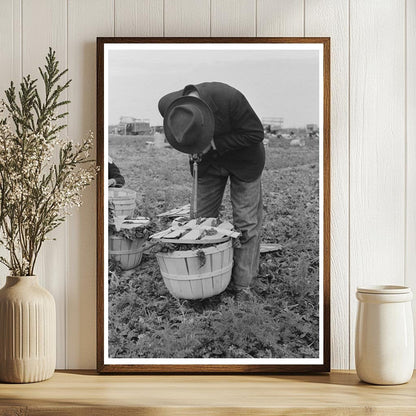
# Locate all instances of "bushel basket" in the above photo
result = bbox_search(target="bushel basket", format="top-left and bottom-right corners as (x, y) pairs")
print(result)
(108, 188), (136, 218)
(156, 240), (233, 300)
(109, 235), (146, 270)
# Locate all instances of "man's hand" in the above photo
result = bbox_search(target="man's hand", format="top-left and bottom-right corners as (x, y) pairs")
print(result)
(108, 178), (117, 187)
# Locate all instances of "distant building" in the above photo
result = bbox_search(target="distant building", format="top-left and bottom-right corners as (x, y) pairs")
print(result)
(108, 124), (127, 135)
(110, 116), (152, 136)
(262, 117), (284, 134)
(306, 124), (319, 138)
(108, 125), (118, 135)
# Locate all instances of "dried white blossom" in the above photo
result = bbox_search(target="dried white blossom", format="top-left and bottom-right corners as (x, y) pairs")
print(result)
(0, 91), (96, 275)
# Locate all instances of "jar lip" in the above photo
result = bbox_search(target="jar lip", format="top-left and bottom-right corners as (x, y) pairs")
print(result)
(357, 285), (411, 294)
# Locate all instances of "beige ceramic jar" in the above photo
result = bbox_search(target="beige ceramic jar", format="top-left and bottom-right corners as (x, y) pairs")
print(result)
(355, 285), (414, 385)
(0, 276), (56, 383)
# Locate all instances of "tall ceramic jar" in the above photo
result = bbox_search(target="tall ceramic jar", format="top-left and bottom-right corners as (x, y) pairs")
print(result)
(355, 285), (414, 385)
(0, 276), (56, 383)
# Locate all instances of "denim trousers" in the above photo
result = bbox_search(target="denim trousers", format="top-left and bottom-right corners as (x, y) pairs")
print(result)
(193, 164), (263, 289)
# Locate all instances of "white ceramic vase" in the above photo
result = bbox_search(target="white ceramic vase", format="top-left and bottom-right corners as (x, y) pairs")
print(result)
(0, 276), (56, 383)
(355, 285), (414, 385)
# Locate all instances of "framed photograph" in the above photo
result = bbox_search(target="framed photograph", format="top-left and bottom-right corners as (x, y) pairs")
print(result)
(97, 37), (330, 373)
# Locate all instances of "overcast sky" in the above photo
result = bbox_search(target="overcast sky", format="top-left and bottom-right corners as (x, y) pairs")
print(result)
(108, 48), (319, 128)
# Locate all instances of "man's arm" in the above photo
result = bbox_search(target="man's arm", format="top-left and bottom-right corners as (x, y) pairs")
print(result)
(109, 162), (125, 187)
(213, 92), (264, 155)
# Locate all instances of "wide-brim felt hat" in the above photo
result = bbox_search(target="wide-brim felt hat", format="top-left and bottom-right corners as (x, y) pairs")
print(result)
(163, 95), (214, 154)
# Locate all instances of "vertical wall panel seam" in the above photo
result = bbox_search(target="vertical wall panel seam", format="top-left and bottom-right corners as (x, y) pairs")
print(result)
(255, 0), (257, 37)
(303, 0), (305, 37)
(11, 1), (15, 79)
(404, 0), (408, 286)
(209, 0), (212, 37)
(10, 1), (14, 90)
(20, 0), (23, 79)
(20, 0), (22, 79)
(348, 0), (351, 369)
(163, 0), (165, 37)
(14, 0), (23, 81)
(64, 0), (69, 369)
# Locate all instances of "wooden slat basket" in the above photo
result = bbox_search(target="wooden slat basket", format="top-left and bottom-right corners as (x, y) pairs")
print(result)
(109, 235), (146, 270)
(156, 240), (233, 300)
(109, 218), (150, 270)
(108, 188), (136, 218)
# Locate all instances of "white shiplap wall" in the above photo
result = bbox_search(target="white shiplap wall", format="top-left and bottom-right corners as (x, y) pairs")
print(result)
(0, 0), (414, 370)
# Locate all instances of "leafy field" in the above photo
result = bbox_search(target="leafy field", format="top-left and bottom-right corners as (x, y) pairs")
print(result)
(108, 134), (320, 359)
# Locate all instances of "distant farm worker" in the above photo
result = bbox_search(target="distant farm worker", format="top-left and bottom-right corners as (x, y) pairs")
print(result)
(158, 82), (265, 301)
(108, 156), (125, 187)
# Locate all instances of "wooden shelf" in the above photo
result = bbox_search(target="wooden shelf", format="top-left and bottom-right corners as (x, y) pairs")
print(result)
(1, 370), (415, 415)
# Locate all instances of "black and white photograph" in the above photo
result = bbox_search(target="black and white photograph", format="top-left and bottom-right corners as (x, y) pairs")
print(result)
(98, 39), (329, 372)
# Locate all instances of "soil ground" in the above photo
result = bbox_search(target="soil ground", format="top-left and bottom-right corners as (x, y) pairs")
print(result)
(108, 134), (320, 359)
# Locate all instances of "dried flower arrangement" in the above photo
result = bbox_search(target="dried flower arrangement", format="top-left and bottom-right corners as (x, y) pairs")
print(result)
(0, 49), (96, 276)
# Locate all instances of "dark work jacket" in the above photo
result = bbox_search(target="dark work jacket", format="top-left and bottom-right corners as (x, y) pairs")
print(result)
(158, 82), (265, 182)
(108, 161), (125, 187)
